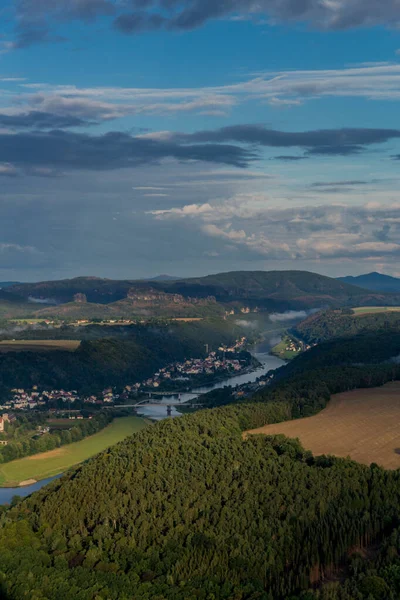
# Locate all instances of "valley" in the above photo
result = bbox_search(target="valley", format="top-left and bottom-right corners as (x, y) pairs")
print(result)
(2, 271), (400, 599)
(5, 1), (400, 595)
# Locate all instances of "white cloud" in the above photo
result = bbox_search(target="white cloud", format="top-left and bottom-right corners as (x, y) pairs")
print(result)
(147, 197), (400, 262)
(0, 243), (39, 254)
(201, 223), (247, 241)
(0, 163), (18, 175)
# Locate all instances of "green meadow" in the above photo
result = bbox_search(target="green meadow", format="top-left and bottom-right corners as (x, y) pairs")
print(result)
(0, 416), (148, 487)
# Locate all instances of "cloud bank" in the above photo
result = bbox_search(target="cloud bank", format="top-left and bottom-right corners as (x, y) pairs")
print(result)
(1, 124), (399, 175)
(11, 0), (400, 47)
(149, 199), (400, 263)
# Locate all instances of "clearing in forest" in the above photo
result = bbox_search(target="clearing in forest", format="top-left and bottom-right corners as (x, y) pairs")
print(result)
(245, 382), (400, 469)
(0, 416), (148, 487)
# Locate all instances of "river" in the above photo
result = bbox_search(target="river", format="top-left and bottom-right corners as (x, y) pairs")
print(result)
(0, 474), (63, 505)
(0, 340), (286, 504)
(136, 341), (286, 420)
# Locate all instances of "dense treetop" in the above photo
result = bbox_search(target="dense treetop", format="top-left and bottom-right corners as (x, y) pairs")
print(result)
(294, 309), (400, 344)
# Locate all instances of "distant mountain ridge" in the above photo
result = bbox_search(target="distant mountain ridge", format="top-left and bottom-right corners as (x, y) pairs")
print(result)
(146, 274), (181, 282)
(3, 270), (399, 319)
(338, 272), (400, 293)
(0, 282), (20, 289)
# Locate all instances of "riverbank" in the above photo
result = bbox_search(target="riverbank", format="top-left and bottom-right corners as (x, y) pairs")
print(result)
(0, 416), (148, 488)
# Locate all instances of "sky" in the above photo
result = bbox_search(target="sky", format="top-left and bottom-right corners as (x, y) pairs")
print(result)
(1, 1), (400, 281)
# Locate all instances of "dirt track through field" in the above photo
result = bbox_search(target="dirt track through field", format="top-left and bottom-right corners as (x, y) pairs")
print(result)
(245, 382), (400, 469)
(27, 448), (65, 461)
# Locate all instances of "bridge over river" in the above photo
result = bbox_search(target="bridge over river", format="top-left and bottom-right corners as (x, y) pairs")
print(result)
(111, 400), (203, 415)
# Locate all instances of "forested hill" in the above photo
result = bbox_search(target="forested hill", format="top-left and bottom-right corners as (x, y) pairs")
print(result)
(269, 330), (400, 384)
(3, 336), (400, 598)
(338, 272), (400, 293)
(0, 320), (245, 395)
(161, 270), (394, 309)
(294, 308), (400, 343)
(5, 270), (399, 311)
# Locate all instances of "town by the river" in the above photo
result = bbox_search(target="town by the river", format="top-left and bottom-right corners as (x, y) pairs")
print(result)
(136, 342), (286, 420)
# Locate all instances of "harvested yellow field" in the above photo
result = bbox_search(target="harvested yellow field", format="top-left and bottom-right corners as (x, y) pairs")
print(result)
(352, 306), (400, 316)
(246, 382), (400, 469)
(171, 318), (203, 322)
(0, 340), (80, 352)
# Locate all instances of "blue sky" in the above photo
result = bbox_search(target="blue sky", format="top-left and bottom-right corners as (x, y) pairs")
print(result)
(1, 0), (400, 280)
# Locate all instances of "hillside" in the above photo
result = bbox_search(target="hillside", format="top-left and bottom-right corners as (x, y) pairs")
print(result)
(294, 307), (400, 343)
(8, 277), (139, 304)
(34, 295), (223, 320)
(338, 271), (400, 293)
(0, 282), (20, 289)
(170, 270), (372, 307)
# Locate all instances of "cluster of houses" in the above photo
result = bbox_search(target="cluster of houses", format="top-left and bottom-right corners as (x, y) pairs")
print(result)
(285, 340), (303, 353)
(218, 337), (247, 353)
(8, 387), (80, 410)
(284, 339), (313, 354)
(5, 387), (123, 411)
(137, 352), (247, 391)
(225, 307), (259, 316)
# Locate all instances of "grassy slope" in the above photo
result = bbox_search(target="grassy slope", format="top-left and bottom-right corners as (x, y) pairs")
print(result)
(0, 416), (148, 486)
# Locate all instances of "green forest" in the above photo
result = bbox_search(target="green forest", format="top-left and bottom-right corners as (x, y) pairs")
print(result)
(294, 309), (400, 344)
(1, 333), (400, 598)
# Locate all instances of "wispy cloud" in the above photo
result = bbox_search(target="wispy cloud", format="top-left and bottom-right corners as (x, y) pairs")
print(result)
(6, 64), (400, 124)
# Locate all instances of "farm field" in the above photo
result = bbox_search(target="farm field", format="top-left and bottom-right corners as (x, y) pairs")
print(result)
(0, 416), (148, 486)
(0, 339), (80, 352)
(246, 382), (400, 469)
(352, 306), (400, 316)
